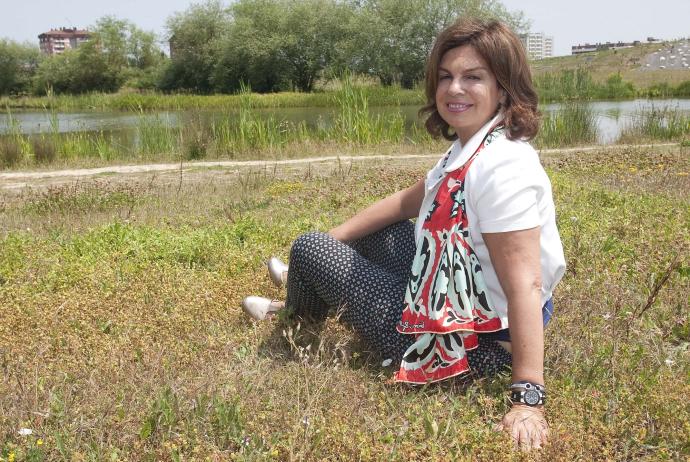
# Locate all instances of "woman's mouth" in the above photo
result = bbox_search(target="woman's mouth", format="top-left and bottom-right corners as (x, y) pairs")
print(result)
(447, 103), (472, 113)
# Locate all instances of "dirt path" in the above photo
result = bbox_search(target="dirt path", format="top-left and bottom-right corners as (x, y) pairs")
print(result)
(0, 142), (678, 192)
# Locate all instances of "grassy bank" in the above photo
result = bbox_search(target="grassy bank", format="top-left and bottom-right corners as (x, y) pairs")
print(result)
(0, 85), (425, 112)
(0, 144), (688, 460)
(2, 69), (690, 111)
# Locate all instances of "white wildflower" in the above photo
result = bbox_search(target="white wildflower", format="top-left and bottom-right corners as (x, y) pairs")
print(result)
(381, 358), (393, 367)
(18, 428), (33, 436)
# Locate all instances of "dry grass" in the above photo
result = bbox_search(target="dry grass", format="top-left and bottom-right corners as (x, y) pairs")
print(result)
(0, 145), (688, 460)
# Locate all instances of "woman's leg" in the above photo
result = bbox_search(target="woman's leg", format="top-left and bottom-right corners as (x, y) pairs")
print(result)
(467, 336), (513, 377)
(285, 229), (414, 362)
(347, 220), (417, 280)
(285, 223), (512, 376)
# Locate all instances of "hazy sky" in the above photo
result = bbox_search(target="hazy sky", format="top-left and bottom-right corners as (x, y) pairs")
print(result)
(1, 0), (689, 56)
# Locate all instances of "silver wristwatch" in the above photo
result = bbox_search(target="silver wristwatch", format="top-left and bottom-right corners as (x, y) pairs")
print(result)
(509, 381), (546, 406)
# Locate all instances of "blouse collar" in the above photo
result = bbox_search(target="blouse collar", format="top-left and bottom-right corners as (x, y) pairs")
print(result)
(443, 112), (504, 173)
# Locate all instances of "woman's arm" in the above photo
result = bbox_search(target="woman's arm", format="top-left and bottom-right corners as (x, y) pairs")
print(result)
(329, 178), (425, 242)
(483, 227), (548, 450)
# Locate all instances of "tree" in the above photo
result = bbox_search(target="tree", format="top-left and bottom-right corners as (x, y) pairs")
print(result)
(348, 0), (528, 88)
(160, 0), (231, 93)
(31, 17), (161, 95)
(0, 40), (41, 95)
(212, 0), (355, 93)
(91, 16), (165, 89)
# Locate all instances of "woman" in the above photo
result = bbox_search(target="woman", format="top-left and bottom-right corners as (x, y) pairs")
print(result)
(242, 17), (565, 450)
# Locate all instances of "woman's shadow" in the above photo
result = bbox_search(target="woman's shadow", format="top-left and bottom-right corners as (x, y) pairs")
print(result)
(254, 307), (511, 396)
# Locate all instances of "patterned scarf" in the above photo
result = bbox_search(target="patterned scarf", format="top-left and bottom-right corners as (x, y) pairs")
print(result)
(396, 124), (505, 384)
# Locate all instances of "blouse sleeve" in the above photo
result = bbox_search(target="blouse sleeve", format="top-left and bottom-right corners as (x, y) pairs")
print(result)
(471, 142), (544, 234)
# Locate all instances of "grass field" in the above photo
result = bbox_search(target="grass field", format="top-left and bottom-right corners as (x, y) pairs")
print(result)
(0, 143), (688, 460)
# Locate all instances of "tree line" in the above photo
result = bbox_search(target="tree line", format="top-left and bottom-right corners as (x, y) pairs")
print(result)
(0, 0), (524, 96)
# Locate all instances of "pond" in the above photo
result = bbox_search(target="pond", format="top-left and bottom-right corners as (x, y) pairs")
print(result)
(2, 98), (690, 145)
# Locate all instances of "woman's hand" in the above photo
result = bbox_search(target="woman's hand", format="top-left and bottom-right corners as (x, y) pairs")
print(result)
(496, 404), (549, 450)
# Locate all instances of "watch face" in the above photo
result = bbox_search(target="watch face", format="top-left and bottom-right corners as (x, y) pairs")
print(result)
(524, 390), (540, 406)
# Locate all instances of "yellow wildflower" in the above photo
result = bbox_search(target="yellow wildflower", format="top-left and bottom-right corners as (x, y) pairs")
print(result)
(37, 439), (44, 446)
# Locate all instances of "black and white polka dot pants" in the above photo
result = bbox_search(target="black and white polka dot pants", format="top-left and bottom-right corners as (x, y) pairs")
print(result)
(285, 220), (512, 378)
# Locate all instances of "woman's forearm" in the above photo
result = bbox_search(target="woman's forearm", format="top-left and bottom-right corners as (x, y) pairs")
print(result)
(506, 289), (545, 385)
(329, 178), (424, 242)
(483, 228), (545, 385)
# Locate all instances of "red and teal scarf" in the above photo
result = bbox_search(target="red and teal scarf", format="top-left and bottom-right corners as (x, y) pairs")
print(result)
(396, 124), (506, 384)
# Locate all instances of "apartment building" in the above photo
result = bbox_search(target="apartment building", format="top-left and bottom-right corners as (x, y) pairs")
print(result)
(38, 28), (91, 55)
(519, 32), (554, 60)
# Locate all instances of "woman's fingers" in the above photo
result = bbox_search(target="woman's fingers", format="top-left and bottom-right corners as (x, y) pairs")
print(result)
(500, 406), (549, 451)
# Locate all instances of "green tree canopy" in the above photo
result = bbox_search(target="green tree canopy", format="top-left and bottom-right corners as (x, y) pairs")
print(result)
(350, 0), (528, 88)
(160, 0), (232, 93)
(0, 40), (42, 95)
(32, 17), (163, 94)
(211, 0), (354, 93)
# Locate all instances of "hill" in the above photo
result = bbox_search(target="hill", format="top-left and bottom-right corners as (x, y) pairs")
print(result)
(532, 40), (690, 89)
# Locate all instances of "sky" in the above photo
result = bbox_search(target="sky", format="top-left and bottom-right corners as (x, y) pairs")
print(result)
(1, 0), (689, 56)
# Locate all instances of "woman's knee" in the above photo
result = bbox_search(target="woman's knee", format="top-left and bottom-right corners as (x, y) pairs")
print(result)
(290, 231), (333, 263)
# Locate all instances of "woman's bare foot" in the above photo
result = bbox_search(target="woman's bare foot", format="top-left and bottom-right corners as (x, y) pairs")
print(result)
(241, 296), (285, 320)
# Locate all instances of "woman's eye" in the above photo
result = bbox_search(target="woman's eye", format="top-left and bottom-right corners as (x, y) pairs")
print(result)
(465, 75), (480, 81)
(439, 74), (451, 80)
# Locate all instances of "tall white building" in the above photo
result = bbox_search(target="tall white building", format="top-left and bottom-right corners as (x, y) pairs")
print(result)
(519, 33), (554, 60)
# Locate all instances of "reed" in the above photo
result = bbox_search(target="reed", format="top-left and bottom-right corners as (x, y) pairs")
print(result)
(137, 111), (177, 156)
(332, 75), (405, 145)
(536, 102), (598, 147)
(620, 106), (690, 142)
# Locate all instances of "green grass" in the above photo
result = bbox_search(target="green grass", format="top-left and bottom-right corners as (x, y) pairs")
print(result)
(0, 144), (688, 460)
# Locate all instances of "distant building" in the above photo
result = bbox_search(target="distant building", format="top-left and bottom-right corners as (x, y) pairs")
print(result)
(519, 33), (554, 60)
(38, 28), (91, 55)
(572, 38), (659, 55)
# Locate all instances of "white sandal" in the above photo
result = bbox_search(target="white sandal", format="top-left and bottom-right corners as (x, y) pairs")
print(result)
(241, 296), (284, 321)
(267, 257), (289, 287)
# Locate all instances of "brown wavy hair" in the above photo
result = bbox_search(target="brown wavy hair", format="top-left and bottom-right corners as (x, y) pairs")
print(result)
(421, 17), (540, 141)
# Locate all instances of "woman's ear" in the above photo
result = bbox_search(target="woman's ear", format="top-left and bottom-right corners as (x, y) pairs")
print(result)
(499, 88), (508, 107)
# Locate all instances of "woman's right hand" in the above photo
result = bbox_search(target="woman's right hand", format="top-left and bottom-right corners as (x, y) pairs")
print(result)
(495, 404), (549, 450)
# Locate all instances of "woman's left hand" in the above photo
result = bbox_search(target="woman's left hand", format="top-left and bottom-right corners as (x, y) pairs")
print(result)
(495, 404), (549, 450)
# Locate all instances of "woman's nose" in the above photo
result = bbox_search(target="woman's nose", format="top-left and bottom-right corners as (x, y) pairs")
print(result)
(448, 78), (465, 96)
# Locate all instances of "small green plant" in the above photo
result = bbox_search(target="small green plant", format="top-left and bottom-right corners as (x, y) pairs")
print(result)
(140, 387), (180, 440)
(209, 395), (245, 448)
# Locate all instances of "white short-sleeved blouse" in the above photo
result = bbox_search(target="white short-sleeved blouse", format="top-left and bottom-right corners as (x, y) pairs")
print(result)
(415, 114), (566, 329)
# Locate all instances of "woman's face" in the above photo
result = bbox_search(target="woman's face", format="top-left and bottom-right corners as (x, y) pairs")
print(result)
(435, 45), (504, 144)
